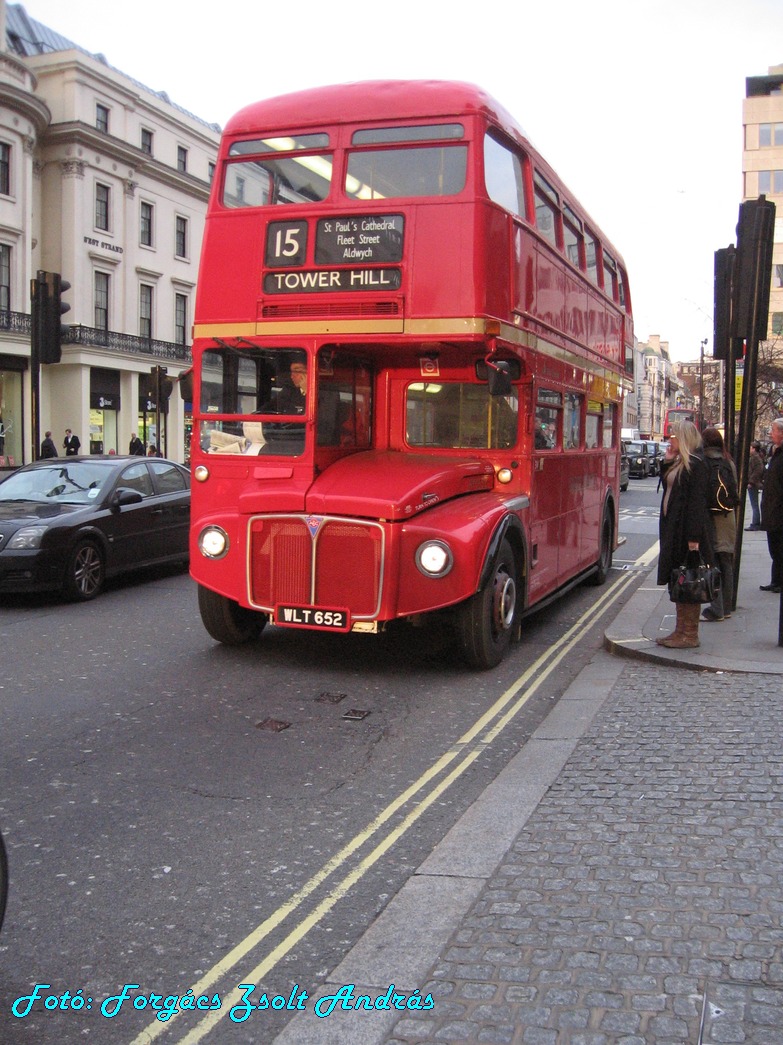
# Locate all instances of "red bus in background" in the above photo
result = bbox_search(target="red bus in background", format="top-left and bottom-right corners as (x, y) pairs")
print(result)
(188, 81), (633, 669)
(664, 407), (697, 438)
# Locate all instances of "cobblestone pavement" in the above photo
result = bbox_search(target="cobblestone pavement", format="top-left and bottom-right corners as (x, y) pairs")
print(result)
(384, 665), (783, 1045)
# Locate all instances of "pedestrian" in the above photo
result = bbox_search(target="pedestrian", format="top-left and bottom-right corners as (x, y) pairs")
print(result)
(129, 432), (145, 456)
(39, 430), (58, 459)
(63, 428), (81, 456)
(759, 417), (783, 594)
(656, 419), (715, 649)
(745, 440), (764, 530)
(701, 427), (738, 622)
(147, 444), (160, 457)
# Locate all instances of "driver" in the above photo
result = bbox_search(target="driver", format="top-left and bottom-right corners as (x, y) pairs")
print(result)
(275, 362), (307, 415)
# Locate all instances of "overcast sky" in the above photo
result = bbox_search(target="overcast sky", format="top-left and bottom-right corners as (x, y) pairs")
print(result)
(20, 0), (783, 361)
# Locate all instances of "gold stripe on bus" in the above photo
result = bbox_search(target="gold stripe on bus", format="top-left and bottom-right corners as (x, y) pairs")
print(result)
(192, 315), (628, 397)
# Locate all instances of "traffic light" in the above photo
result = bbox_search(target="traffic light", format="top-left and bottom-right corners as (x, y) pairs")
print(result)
(150, 365), (173, 401)
(31, 270), (71, 364)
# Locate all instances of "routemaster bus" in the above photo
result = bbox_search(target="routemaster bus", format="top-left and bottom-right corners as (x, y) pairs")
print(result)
(188, 80), (633, 669)
(664, 407), (697, 438)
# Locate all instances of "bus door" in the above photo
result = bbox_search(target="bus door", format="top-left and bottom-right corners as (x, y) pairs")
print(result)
(530, 388), (565, 595)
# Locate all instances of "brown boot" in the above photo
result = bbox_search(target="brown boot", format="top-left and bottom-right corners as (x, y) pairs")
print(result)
(660, 602), (701, 649)
(657, 602), (684, 645)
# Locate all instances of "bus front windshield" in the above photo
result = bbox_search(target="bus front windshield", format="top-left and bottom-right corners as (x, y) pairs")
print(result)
(199, 345), (308, 457)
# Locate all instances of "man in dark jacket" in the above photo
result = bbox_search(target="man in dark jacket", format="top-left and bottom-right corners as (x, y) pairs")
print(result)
(760, 418), (783, 593)
(129, 433), (145, 456)
(40, 431), (58, 458)
(63, 429), (81, 456)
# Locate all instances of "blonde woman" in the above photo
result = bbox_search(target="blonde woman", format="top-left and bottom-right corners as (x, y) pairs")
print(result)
(656, 420), (715, 648)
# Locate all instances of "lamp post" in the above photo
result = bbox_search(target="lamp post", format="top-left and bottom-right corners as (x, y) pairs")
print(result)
(699, 338), (708, 430)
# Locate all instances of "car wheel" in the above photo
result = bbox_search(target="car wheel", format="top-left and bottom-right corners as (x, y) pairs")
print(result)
(621, 480), (629, 492)
(456, 538), (518, 670)
(64, 540), (105, 601)
(198, 584), (266, 645)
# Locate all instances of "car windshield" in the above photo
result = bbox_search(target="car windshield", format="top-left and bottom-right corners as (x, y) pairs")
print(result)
(627, 442), (645, 454)
(0, 463), (111, 504)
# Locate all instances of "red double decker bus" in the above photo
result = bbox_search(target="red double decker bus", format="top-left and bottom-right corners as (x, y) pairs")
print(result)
(188, 81), (633, 668)
(664, 407), (697, 438)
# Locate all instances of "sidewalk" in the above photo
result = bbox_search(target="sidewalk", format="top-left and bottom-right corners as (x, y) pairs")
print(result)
(272, 533), (783, 1045)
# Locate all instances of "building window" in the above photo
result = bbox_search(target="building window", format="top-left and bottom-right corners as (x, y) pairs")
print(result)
(772, 313), (783, 336)
(759, 170), (783, 195)
(95, 183), (110, 231)
(140, 201), (154, 247)
(96, 104), (109, 133)
(0, 244), (10, 311)
(140, 284), (153, 339)
(177, 146), (188, 173)
(175, 293), (188, 346)
(175, 216), (188, 258)
(0, 143), (10, 196)
(141, 128), (153, 155)
(208, 161), (215, 182)
(774, 264), (783, 289)
(760, 123), (783, 147)
(95, 272), (109, 332)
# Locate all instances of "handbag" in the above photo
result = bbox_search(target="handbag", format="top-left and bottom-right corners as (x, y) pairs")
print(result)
(669, 551), (721, 604)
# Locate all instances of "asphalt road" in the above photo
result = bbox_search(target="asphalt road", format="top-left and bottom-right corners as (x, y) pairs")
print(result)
(0, 477), (662, 1044)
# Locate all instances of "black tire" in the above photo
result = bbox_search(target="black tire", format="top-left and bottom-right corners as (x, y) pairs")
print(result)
(64, 540), (105, 600)
(198, 584), (266, 645)
(457, 538), (518, 670)
(0, 832), (7, 934)
(588, 506), (613, 586)
(621, 480), (629, 492)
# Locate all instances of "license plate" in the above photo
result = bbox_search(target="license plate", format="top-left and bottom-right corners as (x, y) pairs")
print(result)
(275, 605), (350, 632)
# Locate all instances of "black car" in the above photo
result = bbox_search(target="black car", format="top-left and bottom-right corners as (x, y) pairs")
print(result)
(0, 456), (190, 600)
(626, 441), (652, 478)
(642, 441), (664, 477)
(620, 441), (630, 491)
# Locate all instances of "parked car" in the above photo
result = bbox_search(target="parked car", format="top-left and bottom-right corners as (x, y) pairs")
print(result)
(626, 441), (652, 479)
(620, 441), (630, 491)
(0, 456), (190, 600)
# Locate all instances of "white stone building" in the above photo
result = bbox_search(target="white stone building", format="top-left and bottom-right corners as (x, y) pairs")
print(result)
(0, 1), (220, 467)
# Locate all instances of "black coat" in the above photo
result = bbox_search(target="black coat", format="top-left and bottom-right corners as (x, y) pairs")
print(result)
(657, 450), (716, 585)
(761, 444), (783, 532)
(40, 437), (58, 459)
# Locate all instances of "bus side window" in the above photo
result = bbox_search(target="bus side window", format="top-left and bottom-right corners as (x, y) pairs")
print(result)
(535, 390), (561, 449)
(564, 393), (582, 449)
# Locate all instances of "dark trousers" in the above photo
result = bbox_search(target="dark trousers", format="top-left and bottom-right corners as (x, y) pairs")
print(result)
(767, 529), (783, 588)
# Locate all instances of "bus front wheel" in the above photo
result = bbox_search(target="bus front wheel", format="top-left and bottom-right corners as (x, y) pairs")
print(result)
(457, 539), (518, 670)
(198, 585), (266, 645)
(588, 507), (613, 586)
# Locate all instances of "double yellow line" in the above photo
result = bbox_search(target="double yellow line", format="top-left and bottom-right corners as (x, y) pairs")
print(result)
(130, 546), (658, 1044)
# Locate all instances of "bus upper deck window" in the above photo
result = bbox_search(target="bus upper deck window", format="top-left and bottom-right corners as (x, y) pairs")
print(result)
(223, 133), (333, 208)
(345, 145), (467, 200)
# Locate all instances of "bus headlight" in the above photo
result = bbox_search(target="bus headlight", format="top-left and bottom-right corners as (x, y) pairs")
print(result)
(415, 540), (453, 577)
(198, 526), (229, 559)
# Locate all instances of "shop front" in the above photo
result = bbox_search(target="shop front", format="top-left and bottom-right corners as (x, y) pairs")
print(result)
(89, 368), (120, 454)
(0, 354), (27, 469)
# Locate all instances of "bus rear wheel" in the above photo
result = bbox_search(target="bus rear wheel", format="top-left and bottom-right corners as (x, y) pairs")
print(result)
(457, 539), (518, 670)
(198, 585), (266, 645)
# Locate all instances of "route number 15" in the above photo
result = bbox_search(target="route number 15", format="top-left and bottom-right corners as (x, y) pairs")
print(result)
(266, 221), (307, 267)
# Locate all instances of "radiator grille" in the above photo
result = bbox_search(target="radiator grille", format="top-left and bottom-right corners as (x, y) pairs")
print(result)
(249, 516), (384, 618)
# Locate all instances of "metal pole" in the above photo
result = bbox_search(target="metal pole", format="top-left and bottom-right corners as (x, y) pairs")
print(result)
(699, 338), (707, 429)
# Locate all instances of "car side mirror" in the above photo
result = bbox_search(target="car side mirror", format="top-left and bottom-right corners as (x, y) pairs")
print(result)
(111, 487), (143, 510)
